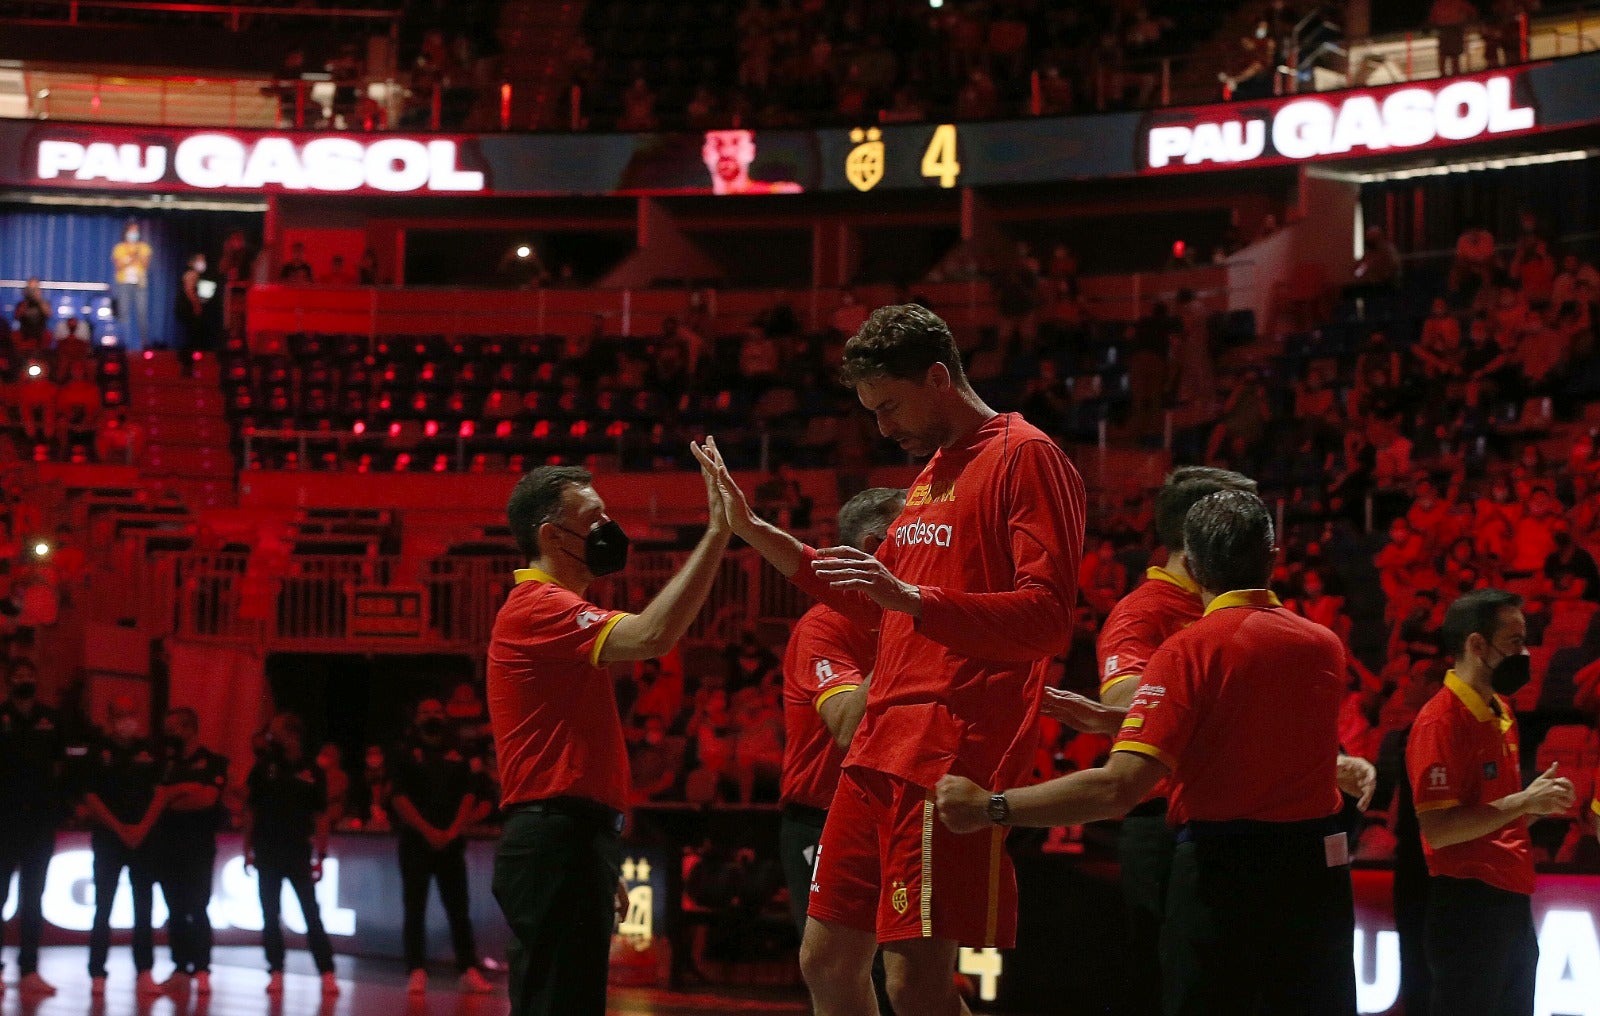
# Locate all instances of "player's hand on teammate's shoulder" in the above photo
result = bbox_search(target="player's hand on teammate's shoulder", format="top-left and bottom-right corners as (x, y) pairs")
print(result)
(935, 775), (990, 835)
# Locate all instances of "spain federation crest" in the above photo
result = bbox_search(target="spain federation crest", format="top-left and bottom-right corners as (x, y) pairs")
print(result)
(846, 127), (884, 192)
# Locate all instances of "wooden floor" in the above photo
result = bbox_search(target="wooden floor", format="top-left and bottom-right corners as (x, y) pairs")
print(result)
(0, 948), (810, 1016)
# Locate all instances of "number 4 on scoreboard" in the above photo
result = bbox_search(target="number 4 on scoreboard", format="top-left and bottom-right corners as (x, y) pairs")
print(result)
(921, 124), (960, 188)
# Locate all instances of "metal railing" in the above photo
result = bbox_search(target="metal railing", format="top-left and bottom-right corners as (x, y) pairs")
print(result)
(121, 546), (807, 653)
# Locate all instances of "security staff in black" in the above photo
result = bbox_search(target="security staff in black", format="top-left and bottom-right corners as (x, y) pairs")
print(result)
(151, 707), (228, 997)
(244, 712), (339, 997)
(0, 660), (66, 997)
(82, 696), (164, 996)
(390, 698), (492, 995)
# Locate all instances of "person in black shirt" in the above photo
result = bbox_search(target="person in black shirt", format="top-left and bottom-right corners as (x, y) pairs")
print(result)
(82, 695), (164, 997)
(149, 707), (228, 998)
(0, 660), (65, 997)
(1545, 521), (1600, 602)
(245, 712), (339, 998)
(390, 698), (492, 995)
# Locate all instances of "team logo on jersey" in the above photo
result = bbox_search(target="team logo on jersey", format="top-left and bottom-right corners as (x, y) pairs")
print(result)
(1427, 764), (1449, 790)
(906, 480), (957, 508)
(894, 519), (953, 548)
(890, 880), (910, 914)
(1483, 762), (1498, 780)
(1104, 656), (1120, 678)
(576, 609), (607, 629)
(815, 659), (840, 685)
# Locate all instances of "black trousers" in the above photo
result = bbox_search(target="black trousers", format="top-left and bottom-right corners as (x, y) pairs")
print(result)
(400, 835), (480, 973)
(1393, 860), (1432, 1016)
(160, 842), (217, 974)
(1161, 832), (1356, 1016)
(1119, 809), (1176, 1016)
(1425, 876), (1537, 1016)
(492, 807), (621, 1016)
(256, 846), (335, 974)
(89, 836), (156, 977)
(0, 819), (55, 975)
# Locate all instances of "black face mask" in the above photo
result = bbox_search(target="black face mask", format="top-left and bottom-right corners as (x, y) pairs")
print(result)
(11, 680), (36, 701)
(1488, 647), (1532, 697)
(419, 717), (447, 738)
(558, 519), (630, 577)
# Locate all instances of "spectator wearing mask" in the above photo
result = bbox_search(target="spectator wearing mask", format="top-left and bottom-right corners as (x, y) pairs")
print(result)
(391, 699), (492, 995)
(0, 659), (66, 997)
(111, 221), (153, 350)
(175, 254), (209, 369)
(83, 696), (164, 997)
(1220, 19), (1277, 99)
(279, 243), (314, 284)
(244, 713), (339, 997)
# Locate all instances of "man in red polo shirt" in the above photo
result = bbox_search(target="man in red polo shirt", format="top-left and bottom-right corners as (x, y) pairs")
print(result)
(1040, 466), (1256, 1016)
(937, 490), (1357, 1016)
(1406, 589), (1575, 1016)
(695, 303), (1085, 1016)
(488, 464), (731, 1016)
(779, 486), (905, 937)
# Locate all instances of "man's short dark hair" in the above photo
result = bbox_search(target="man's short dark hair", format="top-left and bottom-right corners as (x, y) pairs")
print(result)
(1155, 467), (1259, 552)
(1440, 588), (1524, 659)
(838, 487), (906, 549)
(507, 465), (592, 559)
(167, 706), (199, 735)
(1183, 490), (1275, 594)
(838, 304), (967, 386)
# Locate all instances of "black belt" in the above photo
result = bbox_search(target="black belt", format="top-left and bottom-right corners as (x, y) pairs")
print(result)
(506, 796), (624, 833)
(1127, 797), (1169, 819)
(781, 802), (830, 826)
(1176, 814), (1344, 845)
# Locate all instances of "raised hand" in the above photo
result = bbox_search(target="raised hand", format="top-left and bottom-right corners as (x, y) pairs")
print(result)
(691, 437), (758, 538)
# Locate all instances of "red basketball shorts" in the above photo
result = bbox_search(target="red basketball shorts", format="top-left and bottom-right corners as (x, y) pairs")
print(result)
(806, 766), (1017, 948)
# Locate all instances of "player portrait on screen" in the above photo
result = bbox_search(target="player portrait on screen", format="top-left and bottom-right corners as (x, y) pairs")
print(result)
(701, 129), (803, 195)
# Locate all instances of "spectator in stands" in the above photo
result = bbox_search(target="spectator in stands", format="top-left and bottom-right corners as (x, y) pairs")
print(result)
(1512, 239), (1556, 304)
(1037, 65), (1073, 115)
(279, 244), (313, 284)
(628, 715), (684, 802)
(753, 463), (813, 529)
(1429, 0), (1480, 76)
(175, 254), (208, 372)
(18, 364), (57, 444)
(13, 280), (50, 353)
(52, 318), (90, 371)
(1348, 227), (1404, 301)
(1173, 288), (1216, 412)
(110, 221), (152, 351)
(955, 68), (999, 119)
(327, 43), (364, 129)
(1545, 520), (1600, 601)
(358, 248), (379, 286)
(269, 48), (308, 126)
(55, 360), (101, 437)
(1552, 254), (1600, 311)
(1450, 224), (1498, 295)
(738, 327), (781, 384)
(619, 78), (659, 130)
(1486, 0), (1539, 66)
(324, 255), (357, 286)
(725, 627), (779, 692)
(1078, 538), (1127, 618)
(1207, 368), (1271, 465)
(352, 745), (391, 831)
(1220, 19), (1277, 99)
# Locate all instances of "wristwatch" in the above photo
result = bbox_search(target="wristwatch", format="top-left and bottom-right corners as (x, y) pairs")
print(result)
(987, 792), (1011, 825)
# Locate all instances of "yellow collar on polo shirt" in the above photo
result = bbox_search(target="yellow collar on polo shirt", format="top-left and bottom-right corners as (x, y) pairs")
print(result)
(1202, 589), (1282, 616)
(513, 567), (558, 585)
(1443, 669), (1513, 732)
(1147, 566), (1201, 595)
